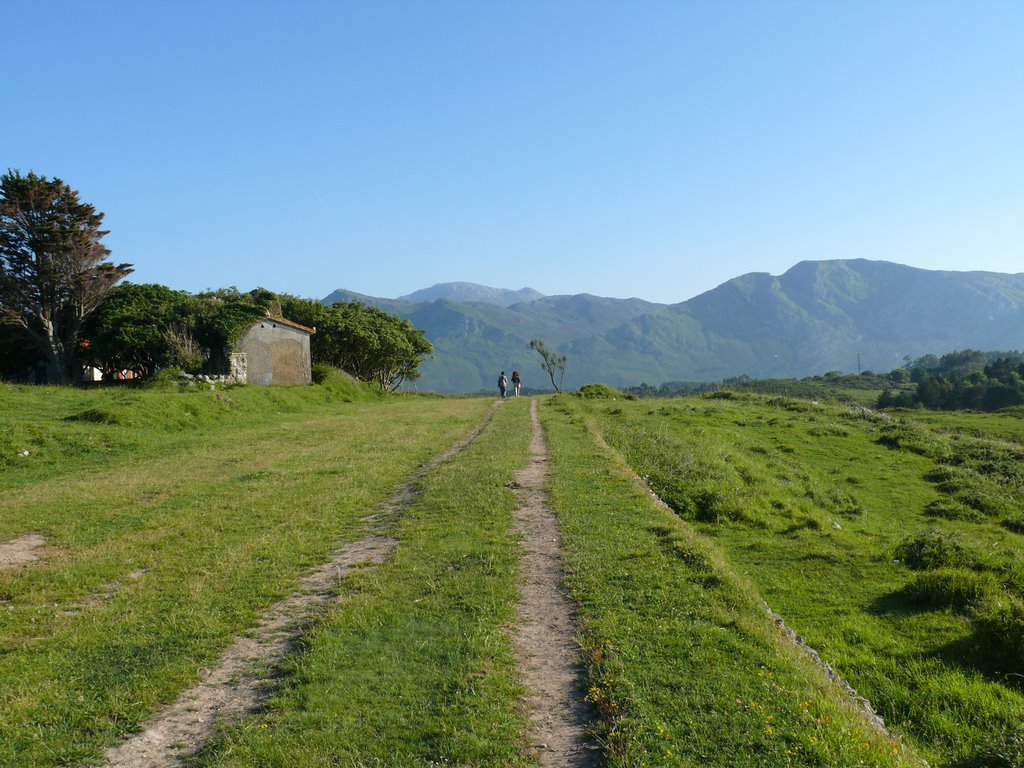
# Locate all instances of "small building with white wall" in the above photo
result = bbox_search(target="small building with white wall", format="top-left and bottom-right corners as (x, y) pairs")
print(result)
(229, 316), (315, 385)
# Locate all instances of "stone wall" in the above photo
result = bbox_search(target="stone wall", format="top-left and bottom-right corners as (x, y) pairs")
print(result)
(228, 353), (247, 383)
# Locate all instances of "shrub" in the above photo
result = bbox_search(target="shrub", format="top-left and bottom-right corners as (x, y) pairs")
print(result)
(311, 363), (337, 384)
(808, 424), (850, 437)
(648, 475), (752, 525)
(903, 569), (999, 611)
(143, 367), (186, 390)
(652, 481), (697, 519)
(924, 465), (962, 484)
(894, 529), (972, 571)
(704, 390), (737, 400)
(783, 517), (823, 534)
(66, 407), (122, 425)
(925, 463), (1018, 517)
(577, 383), (630, 400)
(973, 458), (1024, 482)
(954, 488), (1016, 518)
(804, 482), (862, 517)
(764, 396), (811, 411)
(1001, 560), (1024, 600)
(691, 485), (753, 524)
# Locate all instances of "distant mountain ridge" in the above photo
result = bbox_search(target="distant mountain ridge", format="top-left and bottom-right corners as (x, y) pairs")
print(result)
(398, 282), (544, 307)
(322, 260), (1024, 393)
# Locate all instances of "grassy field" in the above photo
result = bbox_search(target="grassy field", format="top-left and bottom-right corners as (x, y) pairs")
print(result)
(2, 381), (1021, 767)
(550, 392), (1023, 767)
(0, 379), (493, 766)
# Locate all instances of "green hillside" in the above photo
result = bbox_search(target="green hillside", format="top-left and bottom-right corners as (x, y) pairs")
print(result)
(322, 260), (1024, 393)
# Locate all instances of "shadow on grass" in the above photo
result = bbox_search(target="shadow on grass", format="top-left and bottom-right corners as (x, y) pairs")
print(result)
(927, 633), (1023, 687)
(866, 586), (923, 619)
(867, 586), (1024, 689)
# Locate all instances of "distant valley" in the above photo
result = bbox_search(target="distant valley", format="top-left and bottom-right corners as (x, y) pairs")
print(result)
(322, 260), (1024, 393)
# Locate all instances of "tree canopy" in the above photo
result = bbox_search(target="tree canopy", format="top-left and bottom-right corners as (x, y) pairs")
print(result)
(81, 285), (279, 379)
(0, 171), (132, 383)
(878, 356), (1024, 412)
(281, 297), (433, 390)
(83, 283), (188, 379)
(0, 323), (39, 378)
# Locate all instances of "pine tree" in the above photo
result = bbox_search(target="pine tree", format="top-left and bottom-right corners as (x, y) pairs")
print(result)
(0, 171), (132, 383)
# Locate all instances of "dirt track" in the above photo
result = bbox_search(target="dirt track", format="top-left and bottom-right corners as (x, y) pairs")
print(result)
(101, 402), (501, 768)
(510, 399), (598, 767)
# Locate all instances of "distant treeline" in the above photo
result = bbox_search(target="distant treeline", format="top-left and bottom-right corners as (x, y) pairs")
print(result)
(625, 349), (1024, 413)
(878, 351), (1024, 411)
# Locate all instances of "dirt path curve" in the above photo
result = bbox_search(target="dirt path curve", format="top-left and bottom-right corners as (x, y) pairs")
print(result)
(511, 399), (598, 767)
(101, 401), (503, 768)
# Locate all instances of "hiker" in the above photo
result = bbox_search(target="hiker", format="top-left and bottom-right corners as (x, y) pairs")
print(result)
(511, 370), (522, 397)
(498, 371), (508, 398)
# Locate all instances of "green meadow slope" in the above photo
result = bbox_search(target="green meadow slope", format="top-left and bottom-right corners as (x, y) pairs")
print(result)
(553, 392), (1023, 767)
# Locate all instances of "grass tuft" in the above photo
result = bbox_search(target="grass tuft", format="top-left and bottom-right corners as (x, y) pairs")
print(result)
(925, 498), (987, 523)
(901, 569), (1000, 611)
(893, 529), (975, 571)
(958, 724), (1024, 768)
(971, 597), (1024, 667)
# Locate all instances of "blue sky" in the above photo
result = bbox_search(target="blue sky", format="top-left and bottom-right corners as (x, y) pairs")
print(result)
(6, 1), (1023, 304)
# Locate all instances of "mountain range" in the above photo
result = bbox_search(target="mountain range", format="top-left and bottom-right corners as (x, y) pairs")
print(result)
(322, 260), (1024, 393)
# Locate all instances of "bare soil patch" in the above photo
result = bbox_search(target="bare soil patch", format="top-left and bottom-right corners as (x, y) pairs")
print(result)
(101, 402), (502, 768)
(0, 533), (46, 568)
(511, 399), (598, 767)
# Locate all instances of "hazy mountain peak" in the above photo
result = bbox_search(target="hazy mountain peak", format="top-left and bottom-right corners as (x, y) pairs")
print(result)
(397, 282), (544, 307)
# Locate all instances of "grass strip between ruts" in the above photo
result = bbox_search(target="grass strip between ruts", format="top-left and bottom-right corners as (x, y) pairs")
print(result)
(539, 395), (921, 768)
(199, 396), (537, 767)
